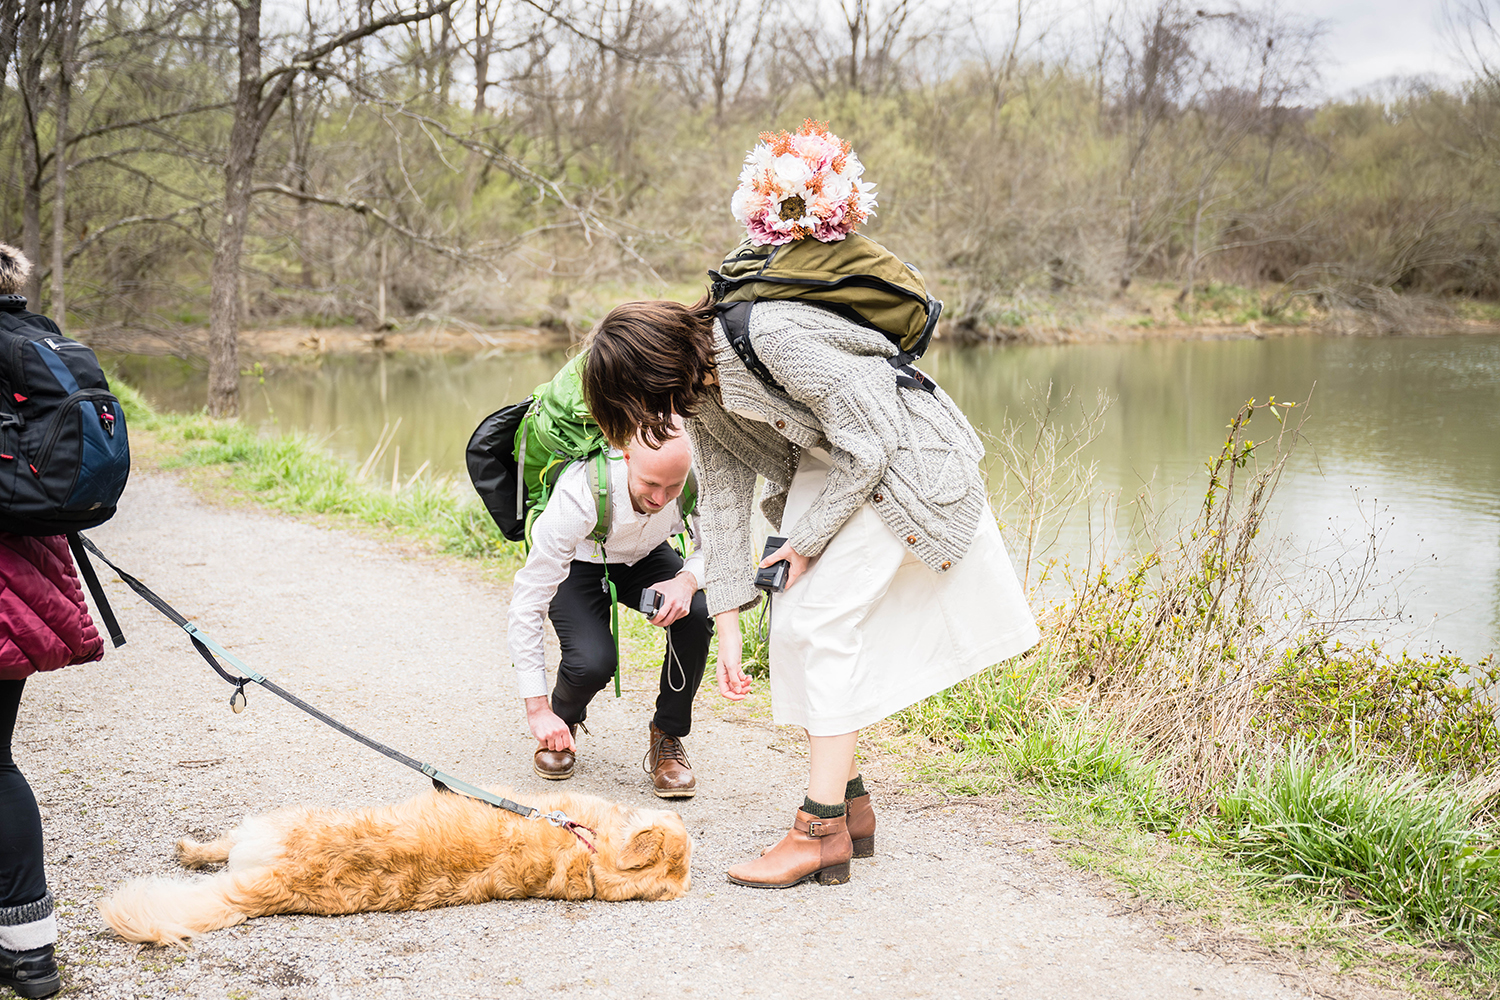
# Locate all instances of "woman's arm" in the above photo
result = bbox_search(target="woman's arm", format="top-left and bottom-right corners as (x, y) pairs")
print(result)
(714, 609), (751, 700)
(684, 411), (765, 616)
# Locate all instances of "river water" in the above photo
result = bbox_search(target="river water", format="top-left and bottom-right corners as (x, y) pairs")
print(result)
(108, 333), (1500, 663)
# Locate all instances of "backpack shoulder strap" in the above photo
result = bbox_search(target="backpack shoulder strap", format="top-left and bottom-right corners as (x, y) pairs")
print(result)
(583, 451), (612, 546)
(677, 468), (697, 522)
(717, 301), (788, 394)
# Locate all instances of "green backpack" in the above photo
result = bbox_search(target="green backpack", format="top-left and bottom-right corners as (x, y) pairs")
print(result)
(708, 233), (944, 390)
(466, 352), (697, 550)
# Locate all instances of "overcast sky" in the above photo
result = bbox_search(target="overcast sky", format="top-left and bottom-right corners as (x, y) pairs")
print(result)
(1297, 0), (1467, 97)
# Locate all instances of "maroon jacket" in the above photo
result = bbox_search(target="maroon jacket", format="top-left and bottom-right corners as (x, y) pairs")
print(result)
(0, 533), (104, 679)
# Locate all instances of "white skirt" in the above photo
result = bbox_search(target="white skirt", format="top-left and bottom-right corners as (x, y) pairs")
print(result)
(767, 449), (1041, 735)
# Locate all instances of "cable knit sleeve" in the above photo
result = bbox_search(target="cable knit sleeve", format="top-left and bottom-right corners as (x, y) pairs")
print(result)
(751, 308), (905, 559)
(685, 408), (764, 616)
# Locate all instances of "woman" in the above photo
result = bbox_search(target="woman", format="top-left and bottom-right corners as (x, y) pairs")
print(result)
(0, 243), (104, 998)
(581, 125), (1039, 888)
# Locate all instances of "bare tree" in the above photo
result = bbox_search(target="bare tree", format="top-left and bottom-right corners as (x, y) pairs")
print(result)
(49, 0), (85, 325)
(1177, 5), (1322, 308)
(682, 0), (776, 121)
(206, 0), (458, 417)
(1115, 0), (1196, 290)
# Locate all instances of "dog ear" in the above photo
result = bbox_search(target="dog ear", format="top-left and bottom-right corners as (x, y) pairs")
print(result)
(615, 826), (665, 870)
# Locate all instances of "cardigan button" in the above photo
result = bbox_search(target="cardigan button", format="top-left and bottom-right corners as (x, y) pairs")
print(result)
(940, 561), (952, 571)
(774, 419), (786, 429)
(905, 534), (917, 545)
(872, 492), (883, 502)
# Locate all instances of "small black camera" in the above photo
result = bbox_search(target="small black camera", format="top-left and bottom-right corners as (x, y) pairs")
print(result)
(755, 536), (790, 593)
(639, 588), (663, 618)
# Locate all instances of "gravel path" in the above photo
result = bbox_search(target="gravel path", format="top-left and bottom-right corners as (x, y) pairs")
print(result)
(12, 470), (1388, 1000)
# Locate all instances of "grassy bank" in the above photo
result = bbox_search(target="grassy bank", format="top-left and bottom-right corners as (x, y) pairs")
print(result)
(115, 381), (1500, 997)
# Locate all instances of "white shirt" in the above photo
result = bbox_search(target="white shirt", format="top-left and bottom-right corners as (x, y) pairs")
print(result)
(507, 451), (704, 699)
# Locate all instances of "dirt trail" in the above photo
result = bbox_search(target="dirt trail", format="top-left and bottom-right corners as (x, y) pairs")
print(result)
(15, 470), (1389, 999)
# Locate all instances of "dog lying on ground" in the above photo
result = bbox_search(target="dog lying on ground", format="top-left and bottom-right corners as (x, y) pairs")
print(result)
(98, 787), (692, 947)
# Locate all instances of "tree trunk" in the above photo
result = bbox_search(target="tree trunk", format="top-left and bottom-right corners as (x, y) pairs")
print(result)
(18, 0), (45, 307)
(208, 0), (267, 418)
(50, 0), (82, 327)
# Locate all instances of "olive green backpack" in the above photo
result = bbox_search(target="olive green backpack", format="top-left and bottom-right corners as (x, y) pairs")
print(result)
(707, 233), (943, 394)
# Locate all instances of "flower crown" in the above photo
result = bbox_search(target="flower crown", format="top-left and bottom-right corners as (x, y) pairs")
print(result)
(730, 120), (877, 246)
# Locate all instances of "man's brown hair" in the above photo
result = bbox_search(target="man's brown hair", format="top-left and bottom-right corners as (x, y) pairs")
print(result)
(582, 297), (718, 448)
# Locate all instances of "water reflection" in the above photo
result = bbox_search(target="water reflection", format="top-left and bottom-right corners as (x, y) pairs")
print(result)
(109, 333), (1500, 661)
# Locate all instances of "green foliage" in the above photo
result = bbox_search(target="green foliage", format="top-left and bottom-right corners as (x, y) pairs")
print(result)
(1258, 647), (1500, 775)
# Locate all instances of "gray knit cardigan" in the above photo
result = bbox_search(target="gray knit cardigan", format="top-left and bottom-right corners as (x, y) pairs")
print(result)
(685, 300), (988, 616)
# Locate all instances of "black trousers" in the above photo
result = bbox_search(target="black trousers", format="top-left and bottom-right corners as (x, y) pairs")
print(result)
(548, 542), (711, 738)
(0, 679), (47, 910)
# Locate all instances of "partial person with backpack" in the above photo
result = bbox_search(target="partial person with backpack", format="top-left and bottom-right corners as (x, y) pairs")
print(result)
(0, 242), (129, 998)
(580, 122), (1040, 887)
(470, 358), (712, 797)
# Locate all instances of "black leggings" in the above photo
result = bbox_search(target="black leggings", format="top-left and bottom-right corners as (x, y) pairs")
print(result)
(0, 680), (47, 909)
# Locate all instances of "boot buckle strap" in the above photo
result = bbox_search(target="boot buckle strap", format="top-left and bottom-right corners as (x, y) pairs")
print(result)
(807, 820), (826, 837)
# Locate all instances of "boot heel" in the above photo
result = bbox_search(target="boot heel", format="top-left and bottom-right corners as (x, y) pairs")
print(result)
(851, 835), (874, 859)
(815, 861), (851, 885)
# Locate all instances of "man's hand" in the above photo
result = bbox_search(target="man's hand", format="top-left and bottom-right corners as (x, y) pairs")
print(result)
(715, 609), (751, 700)
(525, 696), (575, 751)
(759, 540), (812, 590)
(644, 569), (698, 628)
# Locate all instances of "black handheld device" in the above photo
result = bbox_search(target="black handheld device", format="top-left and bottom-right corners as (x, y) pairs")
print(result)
(639, 588), (663, 618)
(755, 536), (790, 593)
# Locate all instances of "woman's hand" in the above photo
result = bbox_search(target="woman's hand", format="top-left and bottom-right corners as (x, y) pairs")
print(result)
(715, 609), (751, 701)
(759, 541), (812, 590)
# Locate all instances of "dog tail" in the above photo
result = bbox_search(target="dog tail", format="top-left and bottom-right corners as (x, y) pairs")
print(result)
(98, 871), (255, 948)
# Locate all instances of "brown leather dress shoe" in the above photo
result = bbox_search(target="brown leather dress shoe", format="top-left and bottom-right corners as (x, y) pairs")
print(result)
(644, 723), (697, 798)
(534, 724), (577, 780)
(726, 809), (852, 888)
(846, 792), (876, 858)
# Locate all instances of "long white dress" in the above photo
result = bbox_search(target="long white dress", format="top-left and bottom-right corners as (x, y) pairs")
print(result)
(766, 447), (1040, 736)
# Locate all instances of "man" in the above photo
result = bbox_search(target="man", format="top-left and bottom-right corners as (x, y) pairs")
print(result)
(507, 420), (711, 798)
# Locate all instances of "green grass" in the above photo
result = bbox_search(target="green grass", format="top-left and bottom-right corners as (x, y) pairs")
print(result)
(1207, 751), (1500, 948)
(115, 379), (525, 571)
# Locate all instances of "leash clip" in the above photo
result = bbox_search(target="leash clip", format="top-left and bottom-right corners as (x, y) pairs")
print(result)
(229, 680), (248, 714)
(538, 811), (598, 853)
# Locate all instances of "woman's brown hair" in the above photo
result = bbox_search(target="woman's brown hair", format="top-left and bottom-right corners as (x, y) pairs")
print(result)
(582, 296), (718, 448)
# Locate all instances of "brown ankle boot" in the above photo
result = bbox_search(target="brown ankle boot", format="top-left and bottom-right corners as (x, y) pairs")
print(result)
(534, 724), (577, 780)
(644, 723), (697, 798)
(846, 792), (875, 858)
(726, 810), (852, 888)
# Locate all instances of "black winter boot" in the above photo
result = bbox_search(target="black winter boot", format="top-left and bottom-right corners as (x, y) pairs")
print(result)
(0, 943), (60, 998)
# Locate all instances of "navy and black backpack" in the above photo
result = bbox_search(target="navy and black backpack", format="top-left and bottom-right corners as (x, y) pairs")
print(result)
(0, 293), (130, 645)
(0, 295), (130, 535)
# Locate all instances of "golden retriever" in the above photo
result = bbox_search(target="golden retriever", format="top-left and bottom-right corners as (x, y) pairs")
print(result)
(98, 787), (692, 947)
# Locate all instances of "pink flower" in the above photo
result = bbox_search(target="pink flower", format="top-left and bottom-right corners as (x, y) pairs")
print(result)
(730, 120), (877, 246)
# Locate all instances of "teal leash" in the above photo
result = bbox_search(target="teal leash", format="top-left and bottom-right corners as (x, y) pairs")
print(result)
(74, 535), (596, 849)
